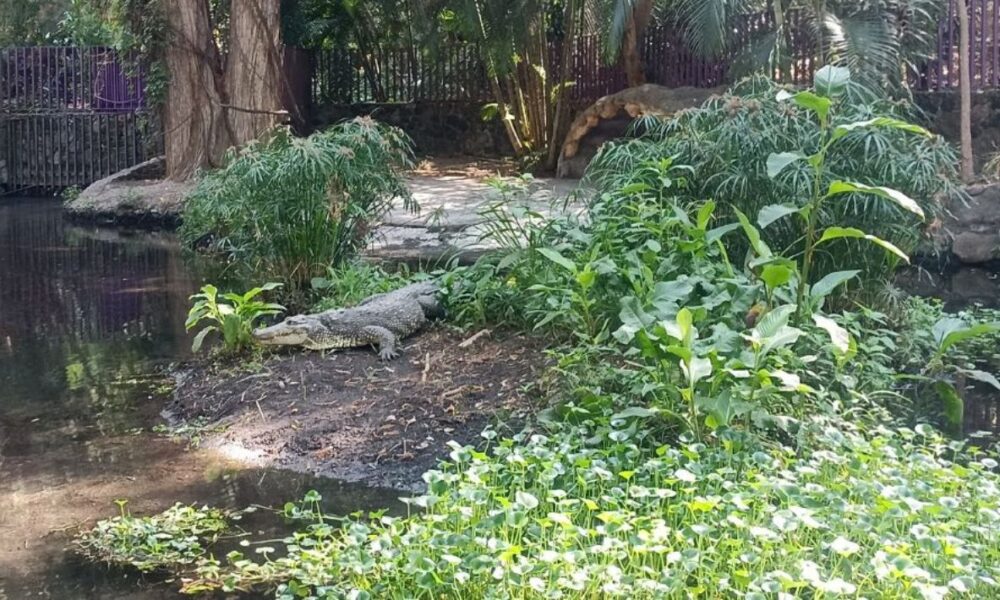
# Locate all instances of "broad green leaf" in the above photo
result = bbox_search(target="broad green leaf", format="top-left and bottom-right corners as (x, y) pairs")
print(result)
(696, 200), (716, 231)
(933, 380), (964, 436)
(817, 227), (909, 263)
(752, 305), (797, 339)
(831, 117), (932, 142)
(959, 368), (1000, 391)
(766, 152), (807, 179)
(621, 182), (650, 195)
(676, 308), (695, 345)
(191, 326), (216, 353)
(777, 89), (832, 122)
(683, 356), (713, 386)
(814, 65), (851, 97)
(932, 318), (1000, 355)
(757, 204), (799, 229)
(706, 223), (740, 244)
(760, 263), (795, 291)
(612, 406), (657, 420)
(614, 297), (653, 343)
(826, 181), (925, 219)
(760, 327), (804, 358)
(810, 270), (860, 300)
(812, 314), (851, 355)
(536, 248), (576, 273)
(515, 491), (539, 510)
(734, 208), (772, 258)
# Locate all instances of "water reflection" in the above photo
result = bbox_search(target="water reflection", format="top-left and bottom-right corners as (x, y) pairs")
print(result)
(0, 200), (398, 598)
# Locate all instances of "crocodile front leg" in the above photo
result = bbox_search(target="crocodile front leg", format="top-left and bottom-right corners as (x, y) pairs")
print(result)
(361, 325), (399, 360)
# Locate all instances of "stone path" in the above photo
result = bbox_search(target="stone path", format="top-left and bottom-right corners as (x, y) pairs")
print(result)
(367, 175), (587, 264)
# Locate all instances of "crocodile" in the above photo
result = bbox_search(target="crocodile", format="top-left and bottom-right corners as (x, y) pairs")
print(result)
(253, 281), (443, 359)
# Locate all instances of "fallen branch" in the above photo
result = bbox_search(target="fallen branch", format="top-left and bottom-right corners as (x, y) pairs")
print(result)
(459, 329), (492, 348)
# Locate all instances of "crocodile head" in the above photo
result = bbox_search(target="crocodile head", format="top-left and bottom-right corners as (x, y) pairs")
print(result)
(253, 315), (321, 347)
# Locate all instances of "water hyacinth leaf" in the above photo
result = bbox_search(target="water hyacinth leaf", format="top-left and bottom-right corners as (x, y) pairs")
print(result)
(826, 181), (925, 219)
(958, 368), (1000, 390)
(832, 117), (932, 142)
(812, 314), (850, 355)
(810, 270), (860, 301)
(536, 248), (577, 273)
(817, 227), (909, 262)
(734, 208), (772, 258)
(765, 152), (807, 179)
(814, 65), (851, 97)
(757, 203), (799, 228)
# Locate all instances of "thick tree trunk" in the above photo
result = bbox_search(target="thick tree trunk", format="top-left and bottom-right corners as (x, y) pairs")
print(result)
(225, 0), (284, 144)
(622, 0), (654, 88)
(958, 0), (975, 181)
(163, 0), (284, 181)
(163, 0), (232, 180)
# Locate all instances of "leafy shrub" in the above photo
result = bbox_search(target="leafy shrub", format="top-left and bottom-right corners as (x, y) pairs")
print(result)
(181, 118), (414, 290)
(93, 420), (1000, 599)
(588, 72), (961, 285)
(311, 261), (412, 310)
(77, 502), (233, 573)
(185, 283), (285, 354)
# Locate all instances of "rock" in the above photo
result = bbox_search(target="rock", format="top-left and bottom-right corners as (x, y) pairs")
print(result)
(952, 232), (999, 264)
(556, 84), (724, 179)
(950, 267), (1000, 302)
(64, 157), (193, 228)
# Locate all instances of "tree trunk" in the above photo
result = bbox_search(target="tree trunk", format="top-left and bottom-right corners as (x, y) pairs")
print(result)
(546, 0), (580, 170)
(163, 0), (232, 180)
(622, 0), (654, 87)
(163, 0), (284, 181)
(958, 0), (975, 181)
(225, 0), (284, 144)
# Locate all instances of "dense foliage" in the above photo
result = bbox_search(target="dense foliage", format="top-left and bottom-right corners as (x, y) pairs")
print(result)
(185, 283), (285, 354)
(588, 75), (961, 284)
(181, 119), (414, 291)
(82, 69), (1000, 599)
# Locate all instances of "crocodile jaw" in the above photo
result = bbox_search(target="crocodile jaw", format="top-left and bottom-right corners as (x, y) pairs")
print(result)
(253, 322), (310, 346)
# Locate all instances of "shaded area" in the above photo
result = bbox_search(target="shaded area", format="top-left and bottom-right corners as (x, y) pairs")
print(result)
(0, 199), (398, 598)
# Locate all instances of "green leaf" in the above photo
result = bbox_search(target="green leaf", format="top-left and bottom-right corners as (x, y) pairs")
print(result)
(812, 314), (850, 355)
(810, 270), (860, 300)
(757, 204), (799, 229)
(191, 327), (216, 353)
(765, 152), (807, 179)
(696, 200), (716, 231)
(826, 181), (925, 219)
(959, 368), (1000, 391)
(612, 406), (656, 420)
(614, 297), (653, 344)
(777, 89), (832, 122)
(733, 208), (772, 258)
(683, 356), (713, 387)
(933, 380), (964, 436)
(817, 227), (909, 263)
(706, 223), (740, 244)
(536, 248), (576, 273)
(621, 182), (651, 195)
(752, 305), (796, 339)
(932, 319), (1000, 355)
(814, 65), (851, 97)
(760, 263), (795, 291)
(831, 117), (932, 142)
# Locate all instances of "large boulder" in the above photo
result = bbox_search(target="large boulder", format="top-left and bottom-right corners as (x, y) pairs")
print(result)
(556, 84), (723, 179)
(934, 183), (1000, 265)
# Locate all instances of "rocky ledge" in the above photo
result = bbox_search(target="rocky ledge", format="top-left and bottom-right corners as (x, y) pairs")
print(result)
(64, 157), (192, 228)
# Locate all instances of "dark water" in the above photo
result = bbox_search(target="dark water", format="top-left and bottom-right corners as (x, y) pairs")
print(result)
(0, 199), (397, 598)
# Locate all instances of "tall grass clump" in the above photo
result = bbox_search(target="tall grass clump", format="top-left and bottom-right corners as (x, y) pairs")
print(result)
(181, 118), (414, 291)
(587, 74), (961, 285)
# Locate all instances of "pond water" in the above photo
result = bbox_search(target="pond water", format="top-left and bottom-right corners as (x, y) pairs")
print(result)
(0, 199), (398, 598)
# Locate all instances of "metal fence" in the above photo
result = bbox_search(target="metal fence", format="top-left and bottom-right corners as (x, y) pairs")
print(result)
(0, 46), (159, 191)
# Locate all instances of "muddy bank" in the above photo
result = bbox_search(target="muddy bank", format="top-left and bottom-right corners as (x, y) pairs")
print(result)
(168, 327), (549, 491)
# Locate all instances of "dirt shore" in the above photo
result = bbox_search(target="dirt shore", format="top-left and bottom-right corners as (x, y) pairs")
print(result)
(167, 327), (549, 491)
